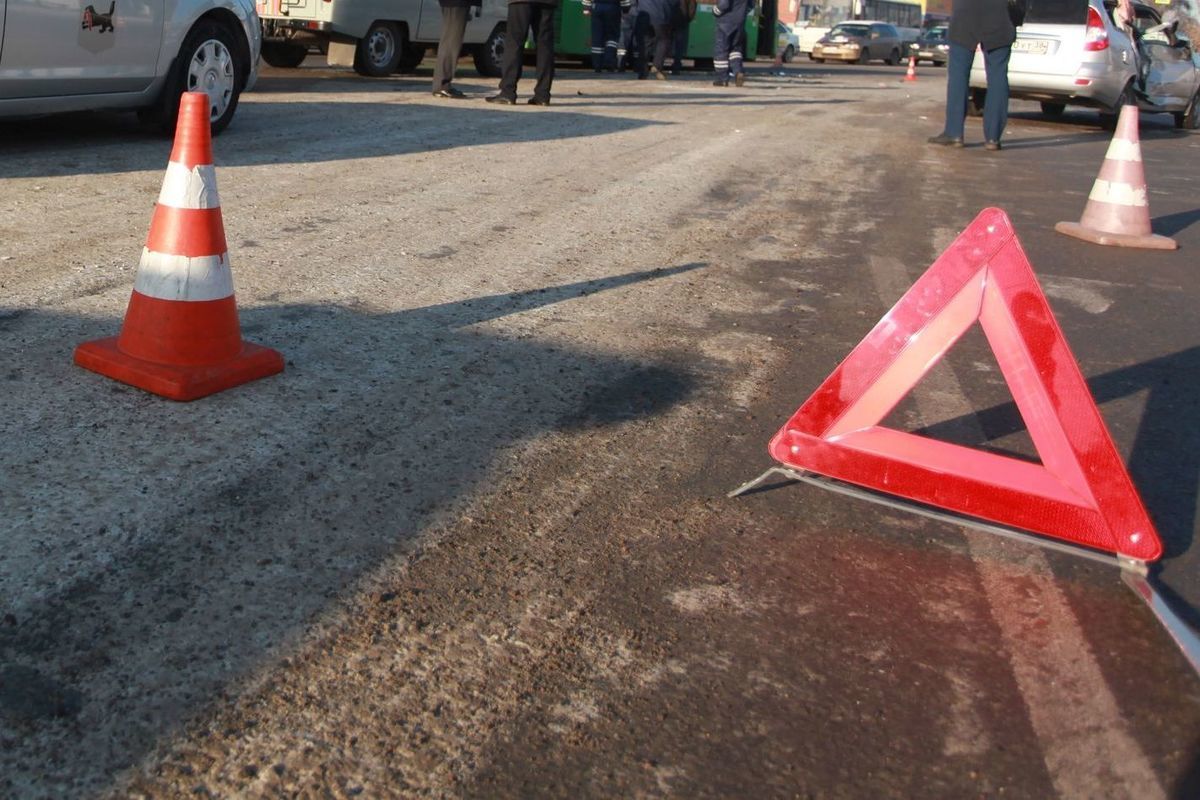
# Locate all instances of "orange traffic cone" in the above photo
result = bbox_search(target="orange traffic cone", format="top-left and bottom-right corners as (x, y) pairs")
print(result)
(903, 55), (917, 82)
(74, 93), (284, 400)
(1055, 104), (1177, 250)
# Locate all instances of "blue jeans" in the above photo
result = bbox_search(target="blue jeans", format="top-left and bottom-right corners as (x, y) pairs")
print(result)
(944, 41), (1011, 142)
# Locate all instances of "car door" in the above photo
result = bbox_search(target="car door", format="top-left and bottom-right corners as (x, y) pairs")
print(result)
(1142, 25), (1200, 107)
(0, 0), (165, 99)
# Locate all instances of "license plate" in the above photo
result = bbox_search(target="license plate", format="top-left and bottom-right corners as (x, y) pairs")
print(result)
(1013, 38), (1050, 55)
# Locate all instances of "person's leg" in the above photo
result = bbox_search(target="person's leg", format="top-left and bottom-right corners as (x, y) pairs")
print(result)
(982, 45), (1011, 144)
(672, 20), (688, 71)
(434, 5), (470, 91)
(713, 20), (730, 82)
(532, 4), (556, 101)
(653, 23), (672, 73)
(498, 2), (532, 98)
(634, 11), (651, 77)
(590, 6), (607, 70)
(602, 4), (621, 70)
(940, 40), (972, 139)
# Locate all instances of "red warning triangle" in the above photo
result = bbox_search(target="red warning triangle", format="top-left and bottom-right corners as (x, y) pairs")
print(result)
(769, 208), (1162, 562)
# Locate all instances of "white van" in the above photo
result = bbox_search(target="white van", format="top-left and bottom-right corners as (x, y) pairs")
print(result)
(257, 0), (508, 77)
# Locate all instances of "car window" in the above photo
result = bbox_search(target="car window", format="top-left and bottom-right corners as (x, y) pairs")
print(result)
(882, 25), (899, 37)
(1025, 0), (1089, 25)
(832, 24), (870, 37)
(926, 27), (947, 40)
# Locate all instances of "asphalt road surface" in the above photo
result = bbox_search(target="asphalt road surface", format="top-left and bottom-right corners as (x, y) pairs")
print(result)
(1, 57), (1198, 798)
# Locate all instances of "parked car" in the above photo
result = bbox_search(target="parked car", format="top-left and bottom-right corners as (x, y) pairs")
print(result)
(776, 21), (801, 62)
(810, 21), (905, 65)
(258, 0), (508, 78)
(910, 24), (949, 65)
(0, 0), (260, 133)
(969, 0), (1200, 128)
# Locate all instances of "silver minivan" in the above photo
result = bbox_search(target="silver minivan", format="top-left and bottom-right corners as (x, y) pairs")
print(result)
(0, 0), (262, 132)
(969, 0), (1200, 128)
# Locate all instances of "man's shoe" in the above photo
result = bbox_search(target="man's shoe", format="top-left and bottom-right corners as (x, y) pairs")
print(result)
(712, 78), (728, 87)
(433, 86), (468, 99)
(734, 72), (745, 86)
(985, 140), (1002, 151)
(528, 96), (551, 106)
(927, 133), (965, 147)
(655, 68), (668, 80)
(486, 94), (517, 105)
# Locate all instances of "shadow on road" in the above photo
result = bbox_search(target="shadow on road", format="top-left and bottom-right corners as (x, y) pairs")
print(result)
(0, 98), (667, 179)
(0, 264), (704, 796)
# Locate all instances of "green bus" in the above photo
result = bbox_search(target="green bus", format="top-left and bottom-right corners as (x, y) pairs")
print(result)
(549, 0), (761, 68)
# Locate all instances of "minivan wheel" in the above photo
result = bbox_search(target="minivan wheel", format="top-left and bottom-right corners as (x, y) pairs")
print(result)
(353, 21), (403, 76)
(784, 45), (795, 62)
(886, 48), (899, 65)
(473, 24), (505, 77)
(1099, 82), (1136, 130)
(968, 88), (986, 117)
(395, 44), (427, 73)
(1174, 90), (1199, 129)
(856, 48), (869, 64)
(140, 20), (244, 135)
(1040, 101), (1066, 117)
(261, 40), (309, 68)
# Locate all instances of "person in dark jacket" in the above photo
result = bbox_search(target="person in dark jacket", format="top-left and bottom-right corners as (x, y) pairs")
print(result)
(433, 0), (483, 97)
(637, 0), (679, 78)
(712, 0), (752, 86)
(488, 0), (560, 105)
(584, 0), (632, 72)
(928, 0), (1016, 150)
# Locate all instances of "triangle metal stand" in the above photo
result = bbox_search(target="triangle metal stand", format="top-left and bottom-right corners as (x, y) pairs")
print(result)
(730, 466), (1199, 676)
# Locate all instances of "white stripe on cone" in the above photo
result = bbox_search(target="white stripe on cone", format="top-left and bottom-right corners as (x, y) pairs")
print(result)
(1103, 138), (1142, 163)
(133, 249), (235, 302)
(157, 162), (221, 210)
(1088, 179), (1148, 207)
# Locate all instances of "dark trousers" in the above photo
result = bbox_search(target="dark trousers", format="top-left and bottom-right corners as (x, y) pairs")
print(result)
(652, 23), (674, 72)
(590, 3), (622, 70)
(499, 2), (556, 100)
(944, 41), (1011, 142)
(433, 5), (470, 91)
(630, 11), (651, 76)
(713, 13), (746, 75)
(672, 21), (688, 67)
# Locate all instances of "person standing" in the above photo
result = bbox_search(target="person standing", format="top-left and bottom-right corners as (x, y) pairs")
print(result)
(432, 0), (482, 98)
(584, 0), (631, 72)
(488, 0), (560, 105)
(928, 0), (1016, 150)
(670, 0), (696, 74)
(639, 0), (678, 78)
(712, 0), (752, 86)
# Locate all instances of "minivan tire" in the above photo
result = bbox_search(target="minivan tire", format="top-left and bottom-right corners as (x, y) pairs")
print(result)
(968, 88), (985, 117)
(139, 19), (245, 135)
(261, 40), (309, 68)
(354, 21), (403, 77)
(1175, 90), (1199, 129)
(886, 48), (899, 65)
(1099, 82), (1136, 130)
(473, 25), (505, 77)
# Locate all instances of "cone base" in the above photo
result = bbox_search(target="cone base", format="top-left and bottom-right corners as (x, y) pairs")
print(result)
(75, 336), (284, 401)
(1055, 221), (1178, 251)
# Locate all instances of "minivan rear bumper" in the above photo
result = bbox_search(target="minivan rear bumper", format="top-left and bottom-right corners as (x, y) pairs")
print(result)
(970, 63), (1127, 109)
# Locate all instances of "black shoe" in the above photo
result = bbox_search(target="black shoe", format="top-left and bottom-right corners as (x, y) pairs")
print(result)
(984, 140), (1002, 151)
(670, 66), (682, 75)
(927, 133), (965, 147)
(712, 78), (728, 87)
(528, 96), (551, 106)
(433, 86), (468, 99)
(637, 71), (648, 80)
(734, 72), (745, 86)
(486, 94), (517, 105)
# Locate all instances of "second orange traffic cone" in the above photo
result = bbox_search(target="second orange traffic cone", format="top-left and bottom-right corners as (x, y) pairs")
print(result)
(74, 93), (284, 400)
(903, 55), (917, 82)
(1055, 104), (1177, 250)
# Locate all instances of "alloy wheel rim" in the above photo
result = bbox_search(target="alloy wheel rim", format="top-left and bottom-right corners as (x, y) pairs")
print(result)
(187, 39), (235, 121)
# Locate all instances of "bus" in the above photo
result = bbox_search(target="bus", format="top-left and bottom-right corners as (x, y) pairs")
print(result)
(854, 0), (922, 28)
(551, 0), (762, 68)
